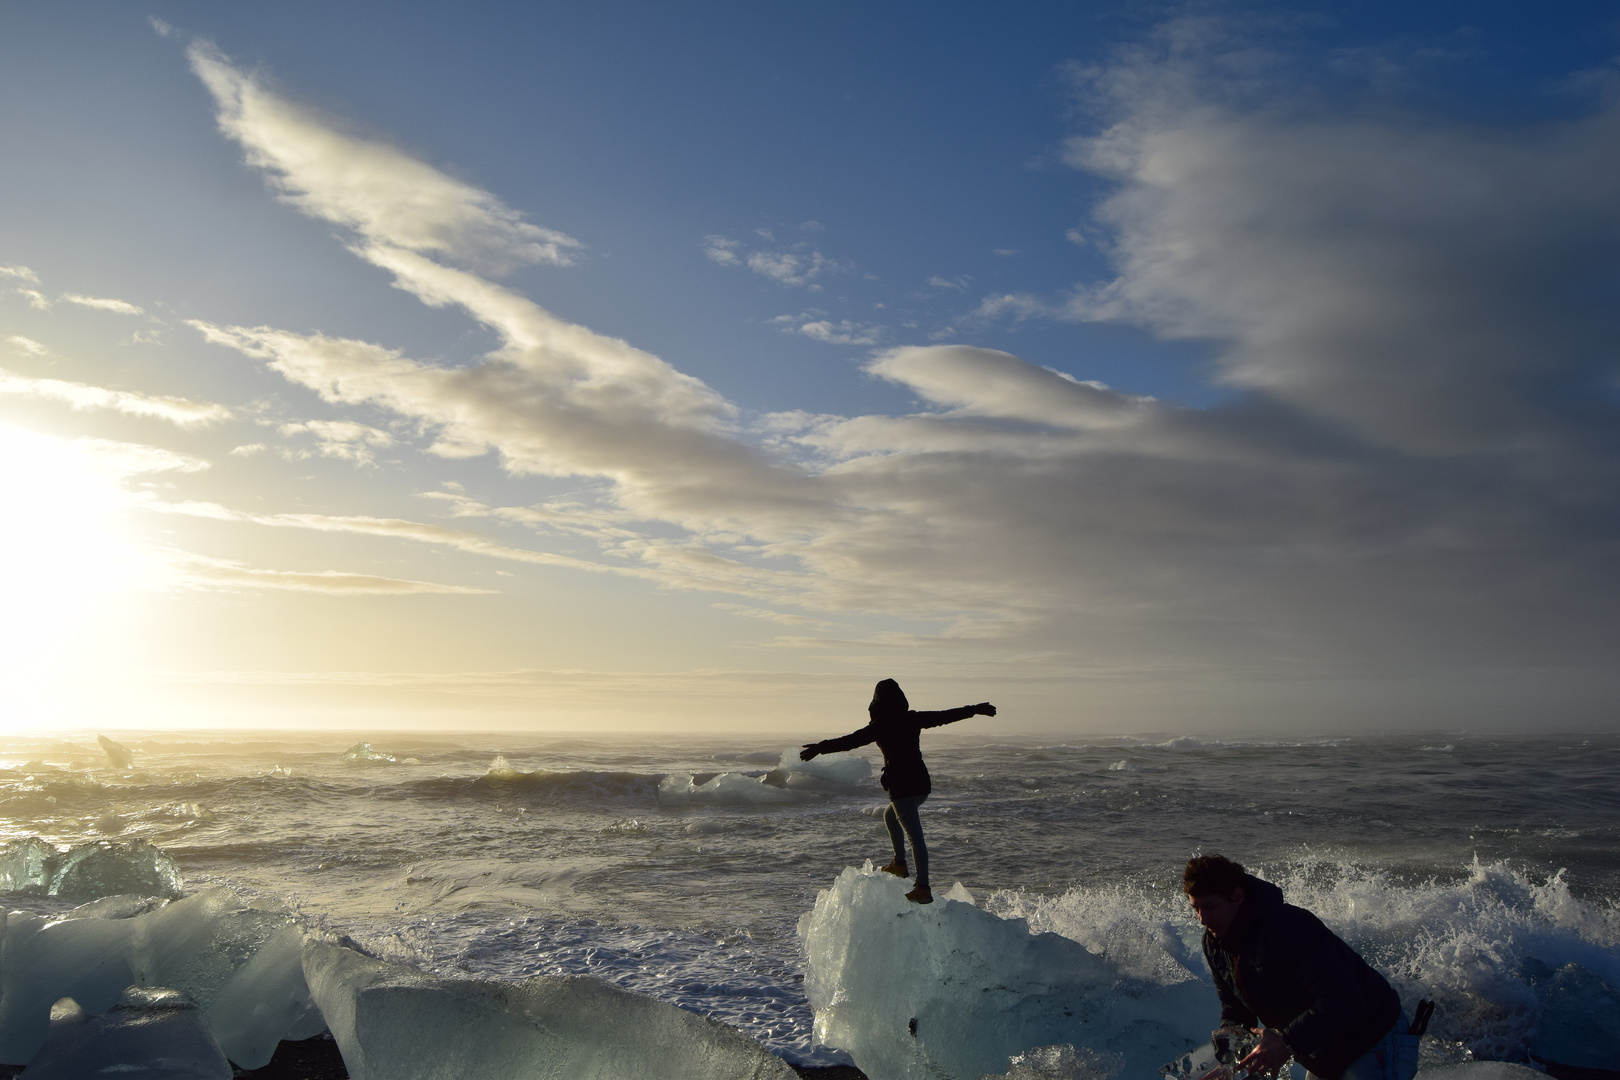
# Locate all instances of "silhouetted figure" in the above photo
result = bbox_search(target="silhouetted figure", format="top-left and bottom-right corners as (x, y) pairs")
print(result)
(1185, 854), (1418, 1080)
(800, 678), (995, 904)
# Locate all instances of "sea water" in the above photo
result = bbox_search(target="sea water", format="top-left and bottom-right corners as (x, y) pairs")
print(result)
(0, 731), (1616, 1072)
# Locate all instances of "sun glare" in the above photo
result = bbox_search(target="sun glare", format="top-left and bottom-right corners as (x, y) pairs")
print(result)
(0, 424), (146, 723)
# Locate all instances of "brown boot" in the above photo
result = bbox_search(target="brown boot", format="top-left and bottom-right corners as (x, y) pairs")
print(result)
(880, 860), (909, 878)
(906, 884), (933, 904)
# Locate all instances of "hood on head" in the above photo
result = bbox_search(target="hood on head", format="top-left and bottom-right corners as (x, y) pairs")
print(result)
(869, 678), (909, 719)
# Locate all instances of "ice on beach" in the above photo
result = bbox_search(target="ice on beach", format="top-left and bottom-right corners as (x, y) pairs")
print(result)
(24, 988), (231, 1080)
(303, 939), (797, 1080)
(798, 865), (1216, 1080)
(97, 734), (134, 769)
(659, 771), (815, 805)
(0, 888), (313, 1068)
(0, 837), (183, 901)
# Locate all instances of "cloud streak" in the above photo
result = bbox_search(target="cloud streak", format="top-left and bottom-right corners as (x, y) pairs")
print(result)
(0, 368), (232, 427)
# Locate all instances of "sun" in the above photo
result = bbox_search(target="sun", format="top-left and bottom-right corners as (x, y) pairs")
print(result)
(0, 424), (147, 723)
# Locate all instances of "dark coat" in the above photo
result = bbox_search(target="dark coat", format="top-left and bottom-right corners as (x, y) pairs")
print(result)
(812, 706), (978, 798)
(1203, 875), (1401, 1080)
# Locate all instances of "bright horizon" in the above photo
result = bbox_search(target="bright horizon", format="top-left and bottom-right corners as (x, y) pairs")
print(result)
(2, 4), (1617, 736)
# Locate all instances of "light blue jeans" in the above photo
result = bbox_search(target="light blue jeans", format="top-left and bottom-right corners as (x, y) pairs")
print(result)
(884, 795), (928, 887)
(1310, 1018), (1419, 1080)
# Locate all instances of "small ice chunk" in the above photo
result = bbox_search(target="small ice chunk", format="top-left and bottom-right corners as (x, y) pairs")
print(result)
(303, 941), (796, 1080)
(1107, 760), (1129, 771)
(50, 839), (183, 901)
(942, 881), (976, 906)
(97, 734), (135, 769)
(0, 836), (59, 893)
(658, 772), (813, 805)
(981, 1043), (1125, 1080)
(24, 987), (231, 1079)
(342, 742), (398, 765)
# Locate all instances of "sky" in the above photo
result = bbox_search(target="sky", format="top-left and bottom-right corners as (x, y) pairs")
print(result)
(1, 2), (1617, 735)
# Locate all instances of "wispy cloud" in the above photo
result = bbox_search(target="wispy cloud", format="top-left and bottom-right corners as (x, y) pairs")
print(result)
(177, 29), (1620, 682)
(0, 368), (232, 427)
(17, 289), (50, 310)
(768, 313), (884, 346)
(6, 337), (47, 356)
(175, 553), (495, 595)
(278, 419), (395, 465)
(704, 232), (846, 290)
(0, 266), (39, 283)
(189, 40), (583, 275)
(60, 294), (144, 316)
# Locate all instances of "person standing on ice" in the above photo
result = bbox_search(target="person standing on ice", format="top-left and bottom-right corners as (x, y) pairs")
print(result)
(1185, 854), (1420, 1080)
(799, 678), (995, 906)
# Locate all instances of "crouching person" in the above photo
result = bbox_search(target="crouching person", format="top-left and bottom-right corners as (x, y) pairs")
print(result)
(1184, 855), (1419, 1080)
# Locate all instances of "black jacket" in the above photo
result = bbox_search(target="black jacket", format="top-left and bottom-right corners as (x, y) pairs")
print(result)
(811, 706), (978, 797)
(1203, 875), (1401, 1080)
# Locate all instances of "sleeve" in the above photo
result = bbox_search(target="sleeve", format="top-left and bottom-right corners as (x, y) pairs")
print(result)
(814, 724), (877, 754)
(912, 706), (979, 729)
(1204, 937), (1259, 1031)
(1276, 923), (1371, 1058)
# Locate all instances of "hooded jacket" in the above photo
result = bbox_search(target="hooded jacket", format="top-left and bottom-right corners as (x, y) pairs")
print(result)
(1202, 875), (1401, 1080)
(811, 684), (977, 798)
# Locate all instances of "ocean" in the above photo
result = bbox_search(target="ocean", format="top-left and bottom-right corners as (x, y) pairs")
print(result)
(1, 730), (1617, 1073)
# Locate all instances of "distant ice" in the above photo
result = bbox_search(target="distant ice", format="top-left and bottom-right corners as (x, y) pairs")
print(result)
(97, 734), (134, 769)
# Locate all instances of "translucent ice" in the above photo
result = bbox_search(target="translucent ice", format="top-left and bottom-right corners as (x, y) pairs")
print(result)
(98, 733), (135, 769)
(798, 866), (1216, 1080)
(0, 836), (57, 893)
(773, 748), (873, 791)
(50, 839), (184, 901)
(0, 888), (313, 1068)
(303, 940), (797, 1080)
(659, 771), (815, 805)
(24, 988), (231, 1080)
(342, 741), (398, 765)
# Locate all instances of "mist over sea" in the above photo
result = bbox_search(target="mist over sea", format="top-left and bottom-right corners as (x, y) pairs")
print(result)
(2, 730), (1617, 1070)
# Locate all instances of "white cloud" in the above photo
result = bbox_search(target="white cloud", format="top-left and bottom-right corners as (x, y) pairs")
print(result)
(278, 419), (396, 466)
(60, 294), (144, 315)
(177, 29), (1620, 685)
(188, 41), (583, 275)
(230, 443), (267, 457)
(928, 275), (969, 291)
(18, 289), (50, 310)
(6, 337), (46, 356)
(702, 236), (742, 266)
(771, 313), (884, 346)
(0, 368), (232, 427)
(0, 266), (39, 283)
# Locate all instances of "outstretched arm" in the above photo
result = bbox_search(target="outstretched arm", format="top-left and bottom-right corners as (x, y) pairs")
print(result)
(915, 702), (996, 729)
(800, 724), (877, 760)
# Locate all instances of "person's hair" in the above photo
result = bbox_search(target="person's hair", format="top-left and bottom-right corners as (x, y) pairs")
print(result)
(869, 678), (909, 719)
(1184, 854), (1247, 897)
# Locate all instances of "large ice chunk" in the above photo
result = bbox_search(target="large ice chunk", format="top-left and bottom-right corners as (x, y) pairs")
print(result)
(24, 988), (231, 1080)
(798, 866), (1216, 1080)
(0, 888), (313, 1068)
(304, 940), (796, 1080)
(0, 837), (58, 893)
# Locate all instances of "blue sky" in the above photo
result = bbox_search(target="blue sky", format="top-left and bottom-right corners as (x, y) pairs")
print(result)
(1, 2), (1617, 732)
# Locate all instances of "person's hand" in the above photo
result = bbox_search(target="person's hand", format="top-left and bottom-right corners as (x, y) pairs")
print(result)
(1238, 1028), (1289, 1077)
(975, 702), (996, 717)
(799, 743), (821, 761)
